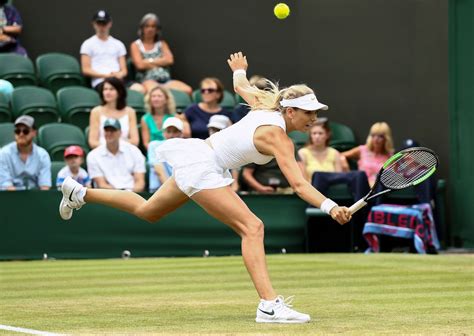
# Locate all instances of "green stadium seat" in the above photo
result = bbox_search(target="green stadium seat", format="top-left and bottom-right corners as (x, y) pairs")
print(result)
(0, 93), (11, 122)
(126, 89), (146, 121)
(11, 86), (58, 128)
(192, 89), (236, 110)
(36, 53), (84, 94)
(38, 123), (87, 161)
(0, 122), (14, 147)
(329, 121), (357, 152)
(50, 161), (65, 189)
(0, 53), (37, 87)
(170, 89), (192, 113)
(126, 58), (136, 83)
(57, 86), (100, 130)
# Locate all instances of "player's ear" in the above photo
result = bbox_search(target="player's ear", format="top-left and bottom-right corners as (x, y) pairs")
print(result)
(285, 107), (295, 118)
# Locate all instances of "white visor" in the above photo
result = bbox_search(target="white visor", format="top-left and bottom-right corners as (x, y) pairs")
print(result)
(280, 93), (328, 111)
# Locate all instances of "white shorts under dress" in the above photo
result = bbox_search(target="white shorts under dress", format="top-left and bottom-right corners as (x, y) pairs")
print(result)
(155, 138), (234, 197)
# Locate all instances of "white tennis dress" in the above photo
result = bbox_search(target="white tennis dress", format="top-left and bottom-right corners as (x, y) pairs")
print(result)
(156, 110), (286, 196)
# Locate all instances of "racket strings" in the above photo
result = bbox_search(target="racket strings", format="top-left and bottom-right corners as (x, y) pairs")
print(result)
(381, 151), (437, 189)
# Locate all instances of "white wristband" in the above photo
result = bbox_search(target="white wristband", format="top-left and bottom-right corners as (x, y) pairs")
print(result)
(321, 198), (338, 215)
(233, 69), (246, 77)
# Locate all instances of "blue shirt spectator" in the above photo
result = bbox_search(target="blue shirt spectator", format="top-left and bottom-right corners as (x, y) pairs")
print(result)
(0, 118), (51, 190)
(184, 104), (233, 139)
(0, 142), (51, 190)
(0, 1), (27, 56)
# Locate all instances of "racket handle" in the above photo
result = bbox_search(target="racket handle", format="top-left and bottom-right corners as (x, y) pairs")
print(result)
(349, 199), (368, 215)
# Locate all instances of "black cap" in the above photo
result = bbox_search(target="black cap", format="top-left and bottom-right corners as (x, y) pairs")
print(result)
(93, 10), (112, 23)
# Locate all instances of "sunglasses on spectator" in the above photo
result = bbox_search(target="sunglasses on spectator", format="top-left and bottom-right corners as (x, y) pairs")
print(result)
(201, 88), (219, 94)
(371, 133), (385, 139)
(14, 128), (30, 135)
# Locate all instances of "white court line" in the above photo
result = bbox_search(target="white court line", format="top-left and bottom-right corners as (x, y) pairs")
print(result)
(0, 324), (63, 336)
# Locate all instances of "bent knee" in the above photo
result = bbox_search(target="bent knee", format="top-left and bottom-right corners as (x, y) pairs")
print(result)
(134, 206), (161, 223)
(240, 218), (264, 238)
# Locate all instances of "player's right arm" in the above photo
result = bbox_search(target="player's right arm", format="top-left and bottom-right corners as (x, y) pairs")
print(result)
(254, 126), (351, 224)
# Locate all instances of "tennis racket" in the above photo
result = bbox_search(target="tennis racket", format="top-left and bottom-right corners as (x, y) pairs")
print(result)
(349, 147), (439, 215)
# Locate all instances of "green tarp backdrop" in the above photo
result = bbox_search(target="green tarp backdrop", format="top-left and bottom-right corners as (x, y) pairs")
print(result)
(0, 191), (307, 260)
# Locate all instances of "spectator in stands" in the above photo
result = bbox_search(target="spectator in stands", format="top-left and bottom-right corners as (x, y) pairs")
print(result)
(0, 0), (26, 56)
(129, 13), (192, 95)
(147, 117), (183, 192)
(207, 114), (232, 136)
(342, 121), (394, 187)
(0, 116), (51, 190)
(87, 118), (145, 191)
(241, 159), (292, 194)
(140, 86), (189, 149)
(80, 10), (127, 88)
(297, 118), (346, 181)
(88, 77), (139, 149)
(56, 145), (91, 189)
(182, 77), (234, 139)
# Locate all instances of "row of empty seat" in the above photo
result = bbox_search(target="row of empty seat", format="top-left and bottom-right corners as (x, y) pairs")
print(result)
(0, 53), (83, 93)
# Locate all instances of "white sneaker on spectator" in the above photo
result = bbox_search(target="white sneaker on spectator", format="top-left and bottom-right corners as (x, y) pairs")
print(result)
(255, 295), (310, 324)
(59, 176), (86, 220)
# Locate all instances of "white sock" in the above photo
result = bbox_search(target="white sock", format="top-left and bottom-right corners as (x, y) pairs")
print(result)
(261, 297), (279, 304)
(78, 187), (87, 203)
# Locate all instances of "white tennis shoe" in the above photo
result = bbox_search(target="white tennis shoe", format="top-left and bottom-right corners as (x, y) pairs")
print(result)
(255, 295), (310, 324)
(59, 176), (86, 220)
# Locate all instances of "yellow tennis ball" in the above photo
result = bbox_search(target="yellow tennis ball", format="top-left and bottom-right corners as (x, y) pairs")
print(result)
(274, 3), (290, 20)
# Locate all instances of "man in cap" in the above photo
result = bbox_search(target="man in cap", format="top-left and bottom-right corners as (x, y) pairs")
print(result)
(80, 9), (127, 88)
(147, 117), (183, 192)
(0, 116), (51, 190)
(86, 118), (145, 192)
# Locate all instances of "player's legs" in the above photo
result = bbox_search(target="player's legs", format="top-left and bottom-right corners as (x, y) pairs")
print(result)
(191, 186), (276, 300)
(61, 176), (189, 222)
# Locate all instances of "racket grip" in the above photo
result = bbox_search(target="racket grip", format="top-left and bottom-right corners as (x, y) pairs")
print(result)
(349, 199), (368, 215)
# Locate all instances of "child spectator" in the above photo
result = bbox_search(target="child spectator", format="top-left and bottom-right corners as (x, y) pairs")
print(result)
(56, 146), (91, 189)
(80, 10), (127, 88)
(207, 114), (232, 136)
(147, 117), (183, 192)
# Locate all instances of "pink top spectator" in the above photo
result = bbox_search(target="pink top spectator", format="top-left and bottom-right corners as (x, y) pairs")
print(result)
(357, 144), (390, 185)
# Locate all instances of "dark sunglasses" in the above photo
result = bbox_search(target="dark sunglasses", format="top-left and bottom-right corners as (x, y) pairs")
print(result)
(14, 128), (30, 135)
(201, 88), (219, 94)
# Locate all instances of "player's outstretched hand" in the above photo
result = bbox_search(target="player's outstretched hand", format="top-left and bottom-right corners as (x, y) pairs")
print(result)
(330, 206), (352, 225)
(227, 52), (248, 72)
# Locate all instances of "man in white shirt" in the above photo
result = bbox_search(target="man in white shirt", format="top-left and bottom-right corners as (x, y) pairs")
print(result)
(87, 118), (145, 191)
(80, 10), (127, 88)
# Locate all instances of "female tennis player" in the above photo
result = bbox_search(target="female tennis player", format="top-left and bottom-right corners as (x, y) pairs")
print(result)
(59, 52), (352, 324)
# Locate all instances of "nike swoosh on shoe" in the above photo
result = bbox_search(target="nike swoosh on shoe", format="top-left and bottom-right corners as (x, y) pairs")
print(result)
(68, 187), (76, 202)
(258, 308), (275, 316)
